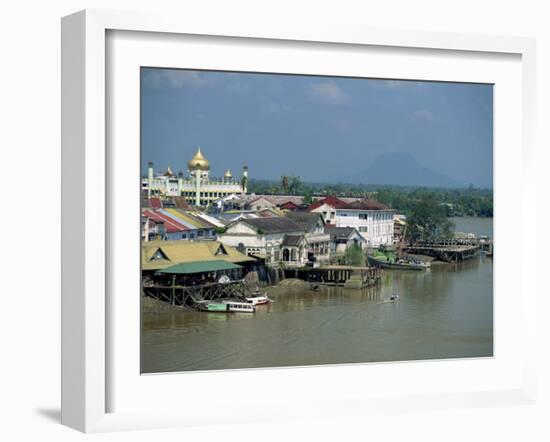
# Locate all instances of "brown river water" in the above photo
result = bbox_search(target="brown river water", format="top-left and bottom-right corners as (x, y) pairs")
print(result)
(141, 217), (493, 373)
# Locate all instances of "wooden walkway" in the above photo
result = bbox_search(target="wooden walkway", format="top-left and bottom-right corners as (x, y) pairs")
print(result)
(404, 239), (481, 263)
(284, 266), (381, 288)
(143, 280), (248, 308)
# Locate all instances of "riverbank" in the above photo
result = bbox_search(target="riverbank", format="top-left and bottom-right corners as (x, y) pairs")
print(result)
(142, 295), (193, 314)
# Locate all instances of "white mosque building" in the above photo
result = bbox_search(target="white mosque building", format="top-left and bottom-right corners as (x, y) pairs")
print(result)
(142, 148), (248, 207)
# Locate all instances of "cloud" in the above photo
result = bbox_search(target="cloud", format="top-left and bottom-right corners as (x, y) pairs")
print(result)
(258, 96), (290, 113)
(333, 119), (351, 130)
(411, 109), (434, 121)
(383, 80), (405, 89)
(307, 81), (350, 105)
(143, 69), (214, 89)
(225, 81), (250, 94)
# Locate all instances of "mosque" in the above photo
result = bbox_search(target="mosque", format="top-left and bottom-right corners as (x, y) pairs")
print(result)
(142, 148), (248, 207)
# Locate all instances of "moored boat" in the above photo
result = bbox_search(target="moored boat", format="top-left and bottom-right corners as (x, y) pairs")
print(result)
(196, 301), (229, 312)
(245, 288), (270, 305)
(367, 254), (429, 271)
(222, 300), (256, 313)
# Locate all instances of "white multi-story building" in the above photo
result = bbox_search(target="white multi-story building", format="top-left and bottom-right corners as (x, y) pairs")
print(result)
(142, 148), (248, 207)
(334, 199), (395, 247)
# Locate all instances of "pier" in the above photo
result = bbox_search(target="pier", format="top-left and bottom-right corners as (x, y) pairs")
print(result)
(404, 238), (483, 263)
(143, 279), (248, 308)
(284, 265), (381, 288)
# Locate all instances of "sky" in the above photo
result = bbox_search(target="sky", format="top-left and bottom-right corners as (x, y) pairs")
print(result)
(141, 68), (493, 188)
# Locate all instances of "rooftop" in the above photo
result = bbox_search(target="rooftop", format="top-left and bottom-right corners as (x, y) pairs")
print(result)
(156, 260), (242, 275)
(142, 240), (255, 271)
(342, 199), (391, 211)
(238, 217), (303, 234)
(285, 212), (324, 231)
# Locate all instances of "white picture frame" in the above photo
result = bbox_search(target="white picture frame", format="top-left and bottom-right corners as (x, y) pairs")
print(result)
(61, 9), (537, 433)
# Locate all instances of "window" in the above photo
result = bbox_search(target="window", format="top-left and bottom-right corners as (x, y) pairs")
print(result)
(151, 249), (168, 261)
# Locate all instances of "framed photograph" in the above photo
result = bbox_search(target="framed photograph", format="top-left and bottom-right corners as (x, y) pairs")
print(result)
(61, 9), (537, 432)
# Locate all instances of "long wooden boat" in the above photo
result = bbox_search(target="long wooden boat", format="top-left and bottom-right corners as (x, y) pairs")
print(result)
(367, 255), (429, 271)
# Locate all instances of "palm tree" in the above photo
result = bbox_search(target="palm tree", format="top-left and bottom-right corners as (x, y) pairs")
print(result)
(281, 175), (289, 193)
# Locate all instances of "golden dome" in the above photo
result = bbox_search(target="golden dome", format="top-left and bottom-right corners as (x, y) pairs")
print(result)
(224, 169), (233, 178)
(187, 147), (210, 171)
(164, 166), (174, 177)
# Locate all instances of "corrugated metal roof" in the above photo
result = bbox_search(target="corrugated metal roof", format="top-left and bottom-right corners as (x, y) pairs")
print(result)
(325, 226), (359, 240)
(285, 212), (324, 231)
(343, 199), (391, 211)
(281, 234), (305, 247)
(308, 196), (348, 211)
(142, 210), (190, 233)
(141, 240), (255, 271)
(156, 260), (242, 275)
(239, 217), (303, 234)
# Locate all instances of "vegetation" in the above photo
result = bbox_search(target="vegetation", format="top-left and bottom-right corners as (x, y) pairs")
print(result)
(375, 185), (493, 217)
(345, 243), (366, 267)
(406, 194), (455, 242)
(248, 178), (493, 217)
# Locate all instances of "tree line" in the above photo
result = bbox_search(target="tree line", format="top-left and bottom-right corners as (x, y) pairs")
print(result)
(248, 178), (493, 218)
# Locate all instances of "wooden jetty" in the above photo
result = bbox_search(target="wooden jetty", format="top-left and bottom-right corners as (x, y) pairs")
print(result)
(404, 239), (481, 263)
(143, 279), (248, 308)
(284, 265), (381, 288)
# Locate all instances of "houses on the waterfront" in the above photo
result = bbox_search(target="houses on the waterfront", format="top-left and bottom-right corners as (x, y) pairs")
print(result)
(332, 199), (395, 247)
(141, 148), (398, 266)
(218, 212), (331, 266)
(141, 195), (396, 264)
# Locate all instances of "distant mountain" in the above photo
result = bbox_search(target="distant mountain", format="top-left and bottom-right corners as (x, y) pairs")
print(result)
(346, 152), (465, 188)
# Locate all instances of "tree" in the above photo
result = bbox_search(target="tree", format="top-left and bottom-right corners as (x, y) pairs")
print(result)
(407, 194), (455, 242)
(303, 190), (313, 205)
(288, 175), (303, 195)
(345, 243), (366, 267)
(280, 175), (289, 193)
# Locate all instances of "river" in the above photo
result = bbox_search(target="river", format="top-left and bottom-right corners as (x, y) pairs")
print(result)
(141, 216), (493, 373)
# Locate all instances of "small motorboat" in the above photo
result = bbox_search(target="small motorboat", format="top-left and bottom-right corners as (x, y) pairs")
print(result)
(245, 287), (270, 305)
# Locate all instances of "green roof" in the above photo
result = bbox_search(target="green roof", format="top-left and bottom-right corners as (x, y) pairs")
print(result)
(155, 260), (243, 275)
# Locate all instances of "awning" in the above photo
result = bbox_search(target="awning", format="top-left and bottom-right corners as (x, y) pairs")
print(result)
(155, 260), (243, 275)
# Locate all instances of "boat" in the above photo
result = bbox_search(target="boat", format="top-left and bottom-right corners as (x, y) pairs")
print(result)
(367, 253), (429, 271)
(245, 288), (270, 305)
(245, 293), (269, 305)
(222, 300), (256, 313)
(196, 301), (229, 312)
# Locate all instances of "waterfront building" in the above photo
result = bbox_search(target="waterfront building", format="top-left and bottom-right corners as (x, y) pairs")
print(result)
(393, 214), (407, 243)
(141, 208), (218, 241)
(324, 226), (367, 254)
(284, 212), (331, 263)
(334, 199), (396, 247)
(308, 196), (349, 224)
(141, 240), (255, 274)
(219, 213), (330, 266)
(142, 148), (248, 207)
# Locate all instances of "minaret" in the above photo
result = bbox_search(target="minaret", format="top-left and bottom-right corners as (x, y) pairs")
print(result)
(147, 161), (154, 198)
(187, 147), (210, 207)
(241, 165), (249, 193)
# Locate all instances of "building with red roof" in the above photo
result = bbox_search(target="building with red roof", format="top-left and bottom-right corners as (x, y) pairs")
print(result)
(308, 196), (349, 224)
